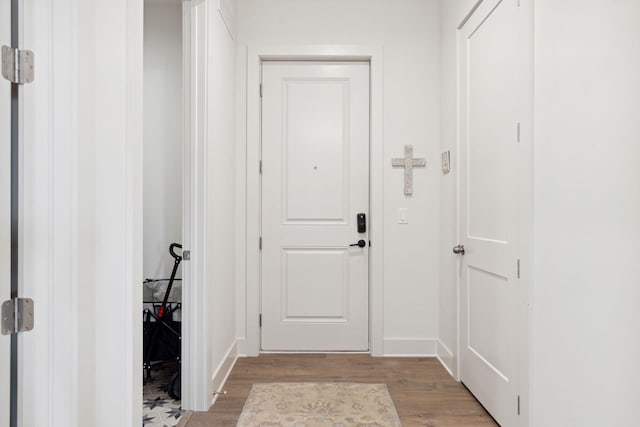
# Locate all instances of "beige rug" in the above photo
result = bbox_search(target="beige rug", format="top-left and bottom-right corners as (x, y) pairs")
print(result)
(236, 382), (402, 427)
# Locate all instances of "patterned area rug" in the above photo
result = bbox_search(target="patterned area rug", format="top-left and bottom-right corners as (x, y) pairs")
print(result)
(236, 382), (402, 427)
(143, 362), (184, 427)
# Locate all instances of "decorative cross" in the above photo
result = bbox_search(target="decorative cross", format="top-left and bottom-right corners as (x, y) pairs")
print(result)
(391, 145), (426, 196)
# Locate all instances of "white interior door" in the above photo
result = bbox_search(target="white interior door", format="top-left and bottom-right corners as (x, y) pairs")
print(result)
(261, 61), (370, 351)
(458, 0), (527, 425)
(1, 0), (12, 425)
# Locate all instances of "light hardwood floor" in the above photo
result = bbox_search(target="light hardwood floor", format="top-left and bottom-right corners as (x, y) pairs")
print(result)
(182, 354), (497, 426)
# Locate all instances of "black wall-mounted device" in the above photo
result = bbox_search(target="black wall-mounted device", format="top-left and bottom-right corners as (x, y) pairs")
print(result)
(357, 213), (366, 233)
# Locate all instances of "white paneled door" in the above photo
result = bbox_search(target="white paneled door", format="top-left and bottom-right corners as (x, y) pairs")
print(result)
(261, 61), (370, 351)
(1, 0), (11, 425)
(458, 0), (528, 425)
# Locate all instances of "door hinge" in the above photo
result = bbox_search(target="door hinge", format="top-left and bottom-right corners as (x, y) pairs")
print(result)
(517, 395), (521, 415)
(517, 259), (521, 279)
(259, 160), (262, 174)
(1, 46), (34, 84)
(259, 83), (263, 98)
(1, 298), (34, 335)
(517, 122), (521, 143)
(259, 313), (262, 327)
(259, 236), (262, 250)
(183, 250), (191, 261)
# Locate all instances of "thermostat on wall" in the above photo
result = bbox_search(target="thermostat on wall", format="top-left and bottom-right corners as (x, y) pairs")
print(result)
(441, 151), (451, 174)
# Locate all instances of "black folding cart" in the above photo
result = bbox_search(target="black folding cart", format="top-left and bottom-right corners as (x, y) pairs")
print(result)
(143, 243), (183, 399)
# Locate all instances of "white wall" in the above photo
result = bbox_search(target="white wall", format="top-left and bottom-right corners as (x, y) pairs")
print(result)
(437, 0), (477, 376)
(143, 0), (183, 280)
(235, 0), (442, 355)
(205, 0), (239, 403)
(533, 1), (640, 425)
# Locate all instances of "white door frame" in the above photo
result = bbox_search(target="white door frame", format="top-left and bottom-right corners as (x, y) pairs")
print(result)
(244, 45), (384, 357)
(455, 1), (533, 424)
(181, 0), (211, 412)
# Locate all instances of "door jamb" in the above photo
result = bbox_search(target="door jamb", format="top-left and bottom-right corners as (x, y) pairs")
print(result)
(243, 46), (385, 357)
(181, 0), (210, 411)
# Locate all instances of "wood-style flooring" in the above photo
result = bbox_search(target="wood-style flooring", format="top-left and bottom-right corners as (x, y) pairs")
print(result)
(182, 353), (497, 427)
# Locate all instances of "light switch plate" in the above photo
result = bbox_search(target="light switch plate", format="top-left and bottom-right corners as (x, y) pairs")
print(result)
(398, 208), (408, 224)
(441, 151), (451, 174)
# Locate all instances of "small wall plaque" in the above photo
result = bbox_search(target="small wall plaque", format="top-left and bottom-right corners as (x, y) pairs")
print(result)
(441, 151), (451, 174)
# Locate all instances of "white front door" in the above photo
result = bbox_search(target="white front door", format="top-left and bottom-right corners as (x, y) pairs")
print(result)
(458, 0), (528, 425)
(261, 61), (370, 351)
(1, 0), (13, 424)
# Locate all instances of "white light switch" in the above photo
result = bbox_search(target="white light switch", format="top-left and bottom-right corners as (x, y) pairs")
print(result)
(398, 208), (408, 224)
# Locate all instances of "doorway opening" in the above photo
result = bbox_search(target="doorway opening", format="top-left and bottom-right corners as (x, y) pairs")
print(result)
(142, 0), (185, 425)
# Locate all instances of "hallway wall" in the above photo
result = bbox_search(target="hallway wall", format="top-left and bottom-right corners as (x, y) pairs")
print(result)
(533, 0), (640, 425)
(234, 0), (442, 355)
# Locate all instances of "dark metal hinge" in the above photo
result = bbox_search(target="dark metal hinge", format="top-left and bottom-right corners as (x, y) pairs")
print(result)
(517, 395), (521, 415)
(259, 237), (262, 250)
(259, 83), (263, 98)
(517, 259), (521, 279)
(259, 313), (262, 327)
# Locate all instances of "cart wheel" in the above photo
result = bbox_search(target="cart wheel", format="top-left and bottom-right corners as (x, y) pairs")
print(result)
(168, 371), (181, 400)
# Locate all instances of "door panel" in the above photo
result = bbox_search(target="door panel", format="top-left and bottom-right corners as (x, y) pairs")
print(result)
(283, 80), (349, 223)
(261, 61), (370, 351)
(1, 0), (12, 425)
(282, 248), (348, 320)
(459, 0), (525, 425)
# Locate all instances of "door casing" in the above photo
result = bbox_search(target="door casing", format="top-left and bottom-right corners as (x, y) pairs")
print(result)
(243, 46), (385, 357)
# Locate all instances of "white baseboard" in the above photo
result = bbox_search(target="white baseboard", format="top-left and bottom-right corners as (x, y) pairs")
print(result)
(383, 338), (438, 356)
(210, 340), (239, 406)
(436, 340), (456, 378)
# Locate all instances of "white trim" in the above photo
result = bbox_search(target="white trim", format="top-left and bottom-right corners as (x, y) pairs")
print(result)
(243, 45), (384, 357)
(382, 339), (438, 357)
(93, 0), (144, 425)
(181, 0), (210, 412)
(21, 1), (75, 426)
(436, 341), (455, 377)
(210, 340), (239, 406)
(520, 1), (534, 425)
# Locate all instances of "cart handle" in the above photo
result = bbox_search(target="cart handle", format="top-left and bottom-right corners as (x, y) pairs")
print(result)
(169, 243), (182, 261)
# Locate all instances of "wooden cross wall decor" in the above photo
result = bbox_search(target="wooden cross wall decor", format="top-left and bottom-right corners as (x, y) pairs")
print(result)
(391, 145), (426, 196)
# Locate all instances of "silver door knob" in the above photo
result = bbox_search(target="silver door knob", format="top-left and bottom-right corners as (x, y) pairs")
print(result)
(452, 245), (465, 255)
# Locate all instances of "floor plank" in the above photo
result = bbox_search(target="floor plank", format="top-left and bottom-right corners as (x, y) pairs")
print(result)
(184, 354), (498, 426)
